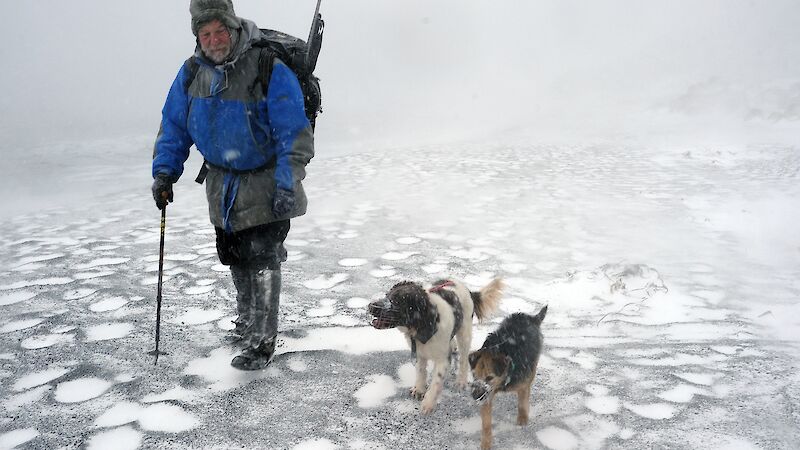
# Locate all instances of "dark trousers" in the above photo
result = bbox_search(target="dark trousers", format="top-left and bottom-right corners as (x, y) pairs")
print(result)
(215, 221), (289, 347)
(215, 220), (290, 270)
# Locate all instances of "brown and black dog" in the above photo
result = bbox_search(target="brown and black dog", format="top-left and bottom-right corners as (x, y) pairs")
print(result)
(368, 278), (503, 414)
(469, 305), (547, 450)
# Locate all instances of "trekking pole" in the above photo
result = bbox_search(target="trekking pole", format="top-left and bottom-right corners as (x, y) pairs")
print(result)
(149, 196), (169, 365)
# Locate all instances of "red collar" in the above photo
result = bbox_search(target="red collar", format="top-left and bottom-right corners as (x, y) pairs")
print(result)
(428, 280), (455, 292)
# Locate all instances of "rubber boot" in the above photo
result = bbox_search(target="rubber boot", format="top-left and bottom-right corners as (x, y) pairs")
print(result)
(229, 265), (252, 338)
(231, 268), (281, 370)
(230, 336), (276, 371)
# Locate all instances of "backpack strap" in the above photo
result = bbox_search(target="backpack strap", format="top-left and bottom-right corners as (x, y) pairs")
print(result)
(256, 47), (276, 99)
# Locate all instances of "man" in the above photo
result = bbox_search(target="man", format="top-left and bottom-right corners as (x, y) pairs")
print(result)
(152, 0), (314, 370)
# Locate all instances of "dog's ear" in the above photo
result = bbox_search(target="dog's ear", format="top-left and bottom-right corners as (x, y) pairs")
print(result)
(492, 354), (512, 376)
(413, 313), (437, 343)
(406, 288), (437, 343)
(468, 351), (481, 369)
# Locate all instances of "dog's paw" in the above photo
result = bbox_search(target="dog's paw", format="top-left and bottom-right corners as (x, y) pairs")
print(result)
(420, 399), (436, 415)
(516, 414), (529, 426)
(410, 386), (425, 400)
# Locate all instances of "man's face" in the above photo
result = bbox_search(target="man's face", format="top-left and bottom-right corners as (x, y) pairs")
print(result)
(198, 19), (232, 64)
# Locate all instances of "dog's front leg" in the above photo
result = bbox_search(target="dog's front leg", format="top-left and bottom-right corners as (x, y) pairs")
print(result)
(410, 355), (428, 400)
(420, 360), (447, 415)
(480, 396), (494, 450)
(518, 362), (538, 425)
(517, 382), (531, 425)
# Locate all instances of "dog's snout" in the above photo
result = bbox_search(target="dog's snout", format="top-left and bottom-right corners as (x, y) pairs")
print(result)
(470, 380), (491, 403)
(367, 299), (391, 316)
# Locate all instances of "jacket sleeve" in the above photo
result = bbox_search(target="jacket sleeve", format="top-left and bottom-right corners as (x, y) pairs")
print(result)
(152, 62), (195, 181)
(267, 60), (314, 192)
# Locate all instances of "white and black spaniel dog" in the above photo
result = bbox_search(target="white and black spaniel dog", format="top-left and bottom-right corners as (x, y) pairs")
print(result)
(369, 277), (503, 414)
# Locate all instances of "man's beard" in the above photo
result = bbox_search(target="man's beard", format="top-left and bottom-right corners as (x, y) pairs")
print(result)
(203, 44), (232, 64)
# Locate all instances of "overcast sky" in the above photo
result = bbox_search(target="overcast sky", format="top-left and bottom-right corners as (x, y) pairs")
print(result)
(3, 0), (799, 150)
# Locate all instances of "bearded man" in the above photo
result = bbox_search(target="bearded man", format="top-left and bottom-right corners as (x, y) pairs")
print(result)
(151, 0), (314, 370)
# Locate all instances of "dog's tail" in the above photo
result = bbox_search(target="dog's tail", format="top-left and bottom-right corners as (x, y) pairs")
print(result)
(471, 277), (504, 322)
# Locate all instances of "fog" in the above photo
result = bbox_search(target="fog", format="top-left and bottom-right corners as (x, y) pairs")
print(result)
(3, 0), (799, 150)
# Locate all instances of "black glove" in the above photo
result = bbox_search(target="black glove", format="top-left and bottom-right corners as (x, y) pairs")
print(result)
(272, 188), (295, 218)
(152, 174), (174, 210)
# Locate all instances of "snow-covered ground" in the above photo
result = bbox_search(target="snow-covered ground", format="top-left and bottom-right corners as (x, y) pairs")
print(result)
(1, 137), (799, 449)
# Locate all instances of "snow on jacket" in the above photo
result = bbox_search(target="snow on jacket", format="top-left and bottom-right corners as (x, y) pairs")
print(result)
(152, 19), (314, 233)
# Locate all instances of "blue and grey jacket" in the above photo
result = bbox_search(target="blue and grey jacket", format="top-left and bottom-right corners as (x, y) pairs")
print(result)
(152, 19), (314, 233)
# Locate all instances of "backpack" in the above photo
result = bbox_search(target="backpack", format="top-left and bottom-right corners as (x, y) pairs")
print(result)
(185, 27), (323, 129)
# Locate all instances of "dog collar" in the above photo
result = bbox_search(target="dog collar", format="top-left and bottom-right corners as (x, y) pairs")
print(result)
(428, 280), (455, 292)
(503, 361), (516, 387)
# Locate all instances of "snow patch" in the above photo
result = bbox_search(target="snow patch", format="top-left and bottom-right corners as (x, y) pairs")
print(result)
(0, 277), (74, 290)
(307, 306), (336, 317)
(537, 426), (579, 450)
(623, 402), (678, 420)
(54, 377), (113, 403)
(95, 401), (199, 433)
(217, 316), (236, 331)
(454, 415), (482, 434)
(170, 308), (226, 325)
(4, 385), (51, 411)
(710, 346), (740, 355)
(338, 258), (368, 267)
(0, 318), (44, 333)
(164, 253), (198, 262)
(291, 438), (340, 450)
(184, 347), (266, 391)
(89, 297), (128, 312)
(422, 264), (447, 274)
(674, 371), (719, 386)
(74, 258), (130, 269)
(278, 327), (407, 356)
(12, 367), (70, 391)
(84, 323), (134, 342)
(381, 251), (418, 261)
(184, 285), (215, 295)
(21, 333), (74, 349)
(94, 401), (143, 427)
(585, 396), (621, 414)
(658, 384), (708, 403)
(369, 268), (396, 278)
(354, 374), (397, 408)
(303, 274), (349, 290)
(0, 291), (36, 306)
(85, 426), (142, 450)
(346, 297), (369, 309)
(0, 428), (39, 449)
(285, 239), (310, 247)
(138, 403), (201, 432)
(396, 237), (421, 245)
(397, 363), (417, 387)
